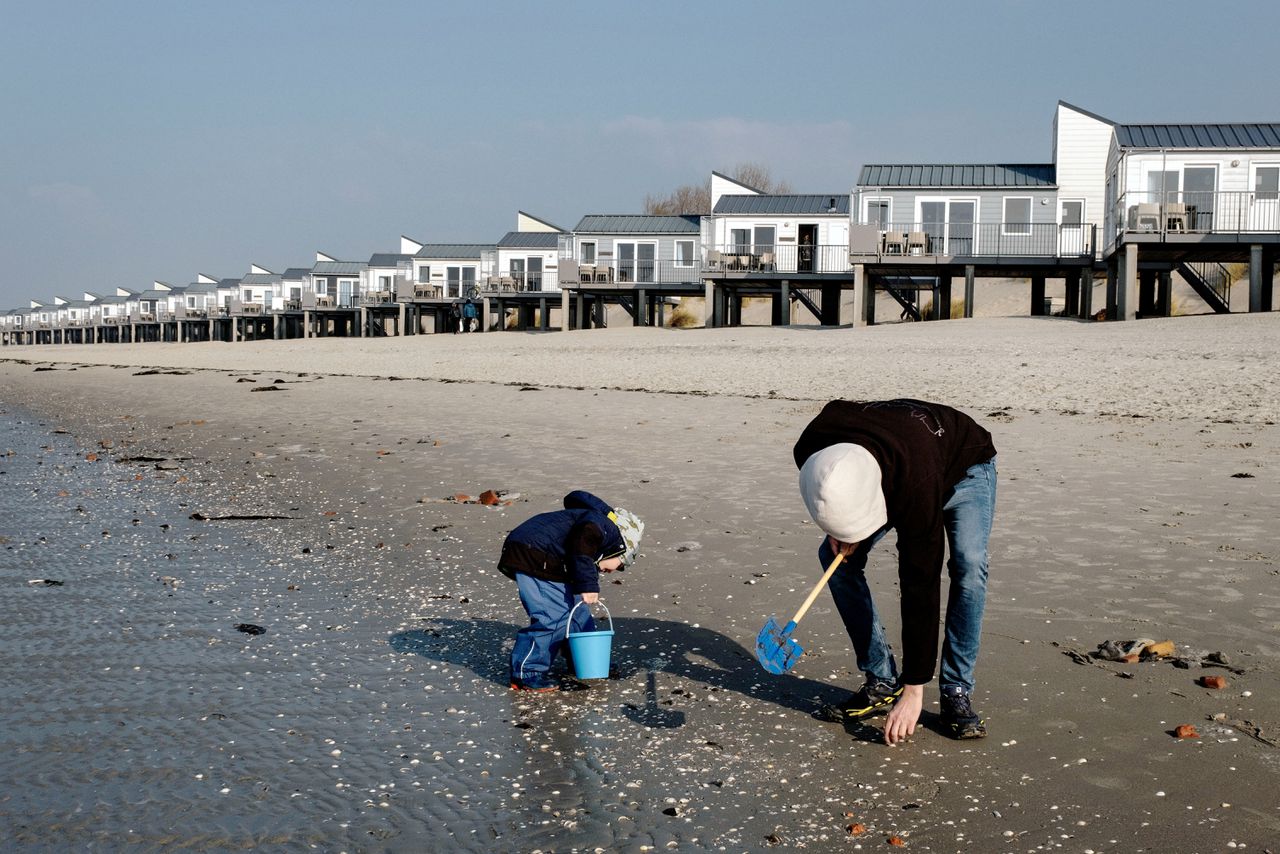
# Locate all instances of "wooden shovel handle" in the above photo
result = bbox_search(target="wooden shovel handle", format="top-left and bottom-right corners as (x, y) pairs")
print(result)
(788, 552), (845, 626)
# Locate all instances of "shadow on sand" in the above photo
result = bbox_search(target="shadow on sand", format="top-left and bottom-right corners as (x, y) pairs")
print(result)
(389, 616), (864, 729)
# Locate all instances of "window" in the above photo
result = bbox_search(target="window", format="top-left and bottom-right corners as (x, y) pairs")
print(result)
(417, 265), (431, 283)
(243, 290), (252, 302)
(730, 228), (751, 253)
(675, 239), (695, 267)
(315, 277), (329, 296)
(379, 275), (392, 290)
(188, 296), (196, 308)
(1003, 197), (1032, 235)
(510, 258), (525, 288)
(446, 266), (461, 299)
(580, 241), (596, 265)
(753, 226), (776, 254)
(865, 198), (891, 227)
(1256, 166), (1280, 200)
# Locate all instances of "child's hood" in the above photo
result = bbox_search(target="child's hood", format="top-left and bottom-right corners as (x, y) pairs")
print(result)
(562, 490), (613, 516)
(562, 490), (625, 556)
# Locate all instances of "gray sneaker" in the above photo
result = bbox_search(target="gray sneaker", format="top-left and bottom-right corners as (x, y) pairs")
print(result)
(939, 686), (987, 739)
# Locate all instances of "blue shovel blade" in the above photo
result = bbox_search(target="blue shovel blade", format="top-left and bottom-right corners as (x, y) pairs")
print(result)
(755, 617), (803, 674)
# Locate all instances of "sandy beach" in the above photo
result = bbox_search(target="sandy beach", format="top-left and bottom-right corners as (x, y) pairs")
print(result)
(2, 314), (1278, 852)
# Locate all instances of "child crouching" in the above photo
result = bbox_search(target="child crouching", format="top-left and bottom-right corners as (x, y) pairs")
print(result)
(499, 490), (643, 691)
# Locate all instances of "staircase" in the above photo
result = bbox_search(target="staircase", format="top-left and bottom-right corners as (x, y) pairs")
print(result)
(792, 288), (822, 321)
(1177, 262), (1232, 314)
(881, 276), (940, 321)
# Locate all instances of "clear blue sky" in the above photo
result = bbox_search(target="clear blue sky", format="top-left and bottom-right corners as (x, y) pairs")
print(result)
(2, 0), (1278, 307)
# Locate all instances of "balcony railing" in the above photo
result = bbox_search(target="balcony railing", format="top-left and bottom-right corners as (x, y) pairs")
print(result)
(482, 273), (547, 292)
(704, 244), (851, 275)
(1113, 190), (1280, 240)
(856, 223), (1094, 258)
(564, 259), (705, 287)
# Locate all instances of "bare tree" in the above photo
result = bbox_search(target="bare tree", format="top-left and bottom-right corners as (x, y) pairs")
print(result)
(644, 183), (710, 215)
(729, 162), (791, 195)
(643, 162), (791, 215)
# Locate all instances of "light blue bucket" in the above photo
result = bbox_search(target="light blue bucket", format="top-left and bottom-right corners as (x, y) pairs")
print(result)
(565, 600), (614, 680)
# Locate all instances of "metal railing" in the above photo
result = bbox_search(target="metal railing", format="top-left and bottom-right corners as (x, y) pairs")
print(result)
(858, 223), (1094, 258)
(704, 244), (851, 274)
(482, 273), (549, 292)
(1182, 260), (1233, 310)
(1113, 190), (1280, 239)
(566, 260), (704, 287)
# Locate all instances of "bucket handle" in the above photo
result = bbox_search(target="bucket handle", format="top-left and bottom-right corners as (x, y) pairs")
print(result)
(565, 599), (613, 640)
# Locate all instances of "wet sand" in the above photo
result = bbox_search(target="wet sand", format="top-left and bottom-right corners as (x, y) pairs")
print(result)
(1, 315), (1278, 852)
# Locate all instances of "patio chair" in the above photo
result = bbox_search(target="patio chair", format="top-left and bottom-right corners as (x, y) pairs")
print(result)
(706, 250), (722, 270)
(758, 251), (775, 272)
(882, 231), (907, 254)
(1165, 202), (1188, 232)
(595, 266), (612, 284)
(1135, 203), (1161, 231)
(579, 264), (595, 283)
(906, 231), (928, 255)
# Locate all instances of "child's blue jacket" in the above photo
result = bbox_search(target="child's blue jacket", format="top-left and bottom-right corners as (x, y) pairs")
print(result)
(498, 490), (625, 594)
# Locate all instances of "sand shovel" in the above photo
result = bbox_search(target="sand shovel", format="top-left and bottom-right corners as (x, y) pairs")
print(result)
(754, 552), (845, 674)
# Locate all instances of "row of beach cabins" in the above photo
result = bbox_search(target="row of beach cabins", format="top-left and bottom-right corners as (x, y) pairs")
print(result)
(4, 101), (1279, 347)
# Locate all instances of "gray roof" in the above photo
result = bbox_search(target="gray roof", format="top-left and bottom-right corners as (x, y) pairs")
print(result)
(184, 281), (218, 294)
(1115, 123), (1280, 149)
(497, 231), (561, 249)
(367, 253), (413, 267)
(416, 243), (494, 259)
(138, 290), (170, 301)
(282, 267), (312, 280)
(241, 273), (281, 285)
(63, 299), (92, 309)
(713, 194), (850, 215)
(312, 261), (367, 275)
(573, 214), (701, 234)
(858, 164), (1056, 188)
(217, 278), (242, 289)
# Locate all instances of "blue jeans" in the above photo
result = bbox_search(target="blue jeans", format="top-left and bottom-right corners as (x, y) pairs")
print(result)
(819, 457), (996, 692)
(510, 574), (596, 682)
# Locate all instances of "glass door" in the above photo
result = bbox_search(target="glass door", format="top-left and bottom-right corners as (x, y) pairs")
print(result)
(948, 201), (975, 254)
(920, 201), (945, 254)
(1183, 166), (1216, 230)
(1251, 166), (1280, 231)
(636, 244), (655, 284)
(527, 257), (542, 291)
(617, 243), (635, 282)
(1059, 199), (1084, 255)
